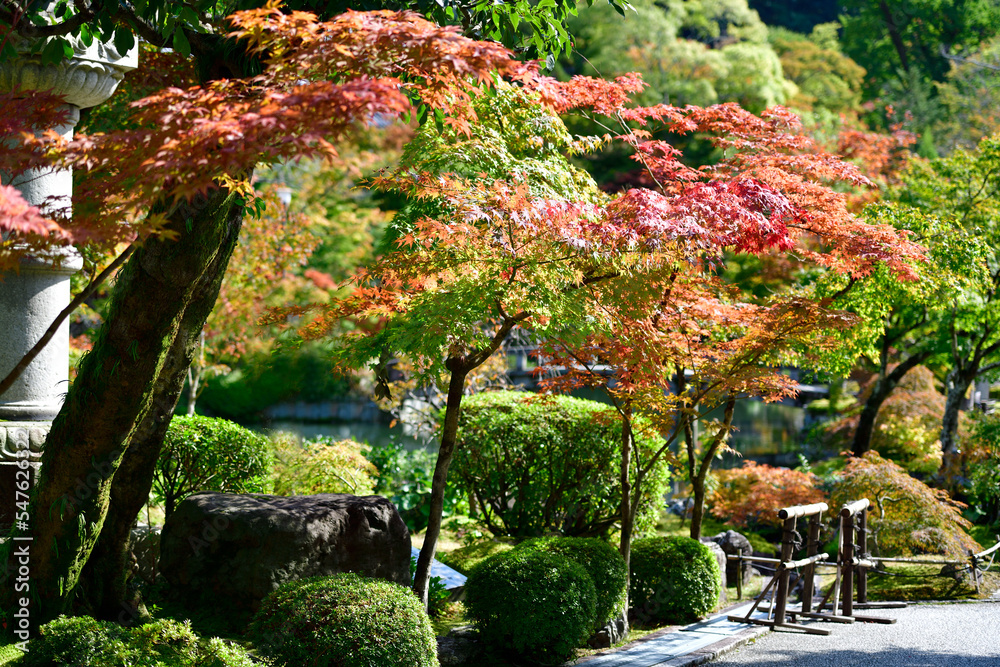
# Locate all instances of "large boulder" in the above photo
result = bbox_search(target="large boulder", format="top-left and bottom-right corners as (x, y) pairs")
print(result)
(709, 530), (754, 586)
(160, 492), (410, 616)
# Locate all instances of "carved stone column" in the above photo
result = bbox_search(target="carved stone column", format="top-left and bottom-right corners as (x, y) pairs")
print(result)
(0, 38), (137, 527)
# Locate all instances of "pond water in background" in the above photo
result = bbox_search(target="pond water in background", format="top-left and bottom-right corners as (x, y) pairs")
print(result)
(257, 419), (431, 451)
(258, 394), (823, 465)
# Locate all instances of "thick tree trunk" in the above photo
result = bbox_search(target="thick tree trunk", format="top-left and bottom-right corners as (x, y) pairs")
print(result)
(852, 351), (931, 457)
(413, 360), (469, 605)
(79, 202), (242, 622)
(4, 187), (244, 626)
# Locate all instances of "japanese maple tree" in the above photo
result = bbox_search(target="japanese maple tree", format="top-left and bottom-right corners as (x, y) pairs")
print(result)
(531, 78), (924, 563)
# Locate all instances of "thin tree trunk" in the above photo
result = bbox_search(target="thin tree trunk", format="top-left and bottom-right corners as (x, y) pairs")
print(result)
(4, 186), (244, 626)
(79, 201), (242, 622)
(618, 407), (633, 573)
(413, 360), (469, 605)
(879, 0), (910, 72)
(690, 395), (737, 541)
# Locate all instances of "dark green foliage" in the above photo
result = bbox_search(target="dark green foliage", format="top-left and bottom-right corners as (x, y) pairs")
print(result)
(515, 536), (627, 628)
(153, 416), (272, 517)
(20, 617), (259, 667)
(365, 441), (467, 532)
(966, 412), (1000, 526)
(198, 343), (352, 421)
(437, 539), (515, 575)
(629, 536), (721, 624)
(248, 574), (438, 667)
(465, 549), (597, 662)
(450, 391), (670, 538)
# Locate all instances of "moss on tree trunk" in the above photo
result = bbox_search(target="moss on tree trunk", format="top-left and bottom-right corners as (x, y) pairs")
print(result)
(3, 186), (245, 626)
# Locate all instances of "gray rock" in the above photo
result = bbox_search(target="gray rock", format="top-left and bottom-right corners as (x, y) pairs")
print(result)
(130, 524), (161, 585)
(700, 539), (728, 603)
(710, 530), (755, 585)
(160, 492), (410, 615)
(437, 626), (483, 666)
(587, 611), (629, 649)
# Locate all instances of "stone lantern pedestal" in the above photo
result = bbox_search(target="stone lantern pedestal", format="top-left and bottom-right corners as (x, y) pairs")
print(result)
(0, 38), (136, 528)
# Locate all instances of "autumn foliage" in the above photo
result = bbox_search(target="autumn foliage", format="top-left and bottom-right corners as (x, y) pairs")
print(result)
(831, 451), (980, 558)
(709, 461), (826, 528)
(0, 2), (526, 272)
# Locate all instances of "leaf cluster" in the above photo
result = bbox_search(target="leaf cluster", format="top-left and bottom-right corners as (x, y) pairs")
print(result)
(709, 461), (826, 528)
(831, 451), (980, 558)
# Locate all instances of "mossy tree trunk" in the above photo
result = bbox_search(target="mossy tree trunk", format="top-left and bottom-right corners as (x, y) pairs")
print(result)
(3, 186), (245, 626)
(78, 199), (243, 622)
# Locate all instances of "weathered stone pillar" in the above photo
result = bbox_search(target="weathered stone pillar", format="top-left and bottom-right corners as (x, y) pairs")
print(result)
(0, 38), (136, 527)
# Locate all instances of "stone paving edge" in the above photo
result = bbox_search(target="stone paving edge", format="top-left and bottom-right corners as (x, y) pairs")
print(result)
(654, 625), (771, 667)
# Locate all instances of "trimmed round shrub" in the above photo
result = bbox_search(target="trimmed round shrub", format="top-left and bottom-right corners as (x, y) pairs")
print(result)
(21, 616), (260, 667)
(436, 539), (514, 575)
(153, 415), (272, 517)
(515, 536), (627, 628)
(465, 549), (597, 663)
(451, 391), (671, 538)
(629, 536), (721, 624)
(248, 573), (438, 667)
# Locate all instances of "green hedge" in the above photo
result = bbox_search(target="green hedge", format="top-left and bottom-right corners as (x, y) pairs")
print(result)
(465, 549), (597, 663)
(629, 536), (721, 624)
(436, 539), (514, 575)
(248, 574), (438, 667)
(19, 617), (259, 667)
(515, 536), (627, 629)
(153, 416), (272, 517)
(451, 391), (670, 538)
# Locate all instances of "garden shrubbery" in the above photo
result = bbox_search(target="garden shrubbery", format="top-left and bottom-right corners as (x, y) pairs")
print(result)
(20, 616), (259, 667)
(465, 549), (597, 663)
(153, 416), (272, 516)
(450, 391), (670, 538)
(629, 536), (721, 624)
(365, 441), (467, 532)
(963, 411), (1000, 526)
(270, 435), (377, 496)
(514, 536), (628, 629)
(709, 461), (826, 528)
(248, 573), (438, 667)
(832, 451), (981, 558)
(436, 539), (514, 574)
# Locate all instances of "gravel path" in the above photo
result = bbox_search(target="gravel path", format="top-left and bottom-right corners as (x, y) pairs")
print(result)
(709, 601), (1000, 666)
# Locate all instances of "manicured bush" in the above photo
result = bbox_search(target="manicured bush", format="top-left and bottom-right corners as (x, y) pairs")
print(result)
(868, 366), (944, 475)
(270, 435), (377, 496)
(465, 549), (597, 663)
(450, 391), (670, 538)
(709, 461), (826, 528)
(831, 451), (981, 558)
(248, 573), (438, 667)
(436, 539), (514, 575)
(20, 616), (259, 667)
(629, 536), (721, 624)
(153, 416), (272, 517)
(515, 536), (627, 628)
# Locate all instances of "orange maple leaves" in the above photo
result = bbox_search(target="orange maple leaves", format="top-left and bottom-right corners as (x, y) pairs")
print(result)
(0, 3), (525, 271)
